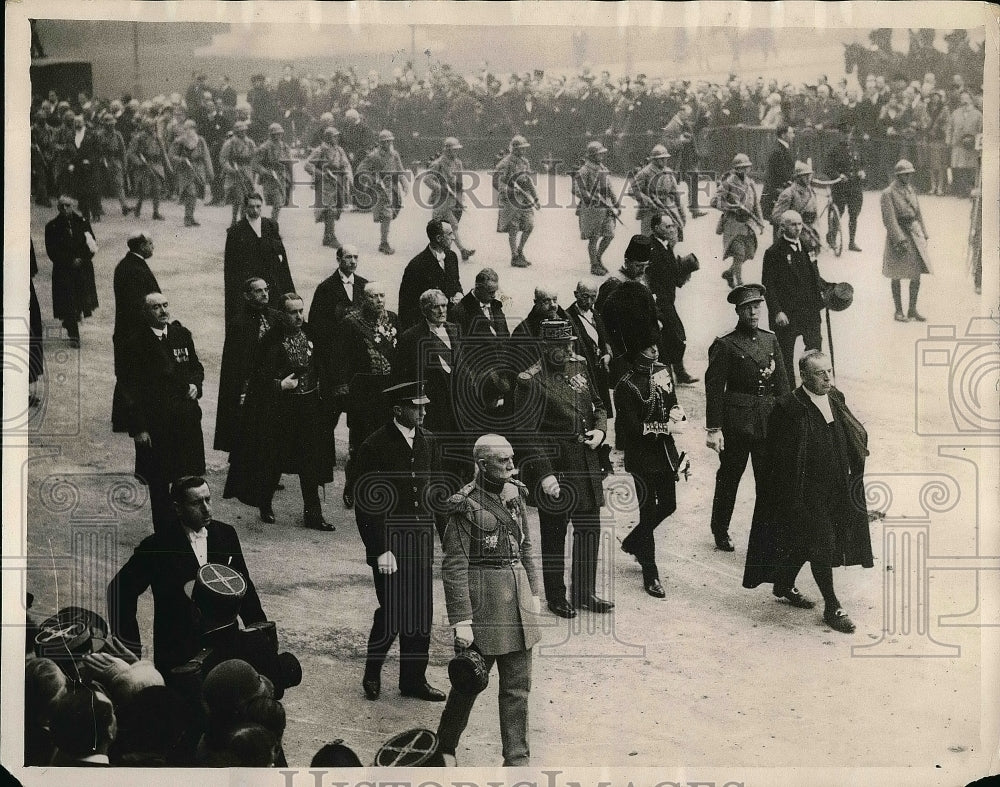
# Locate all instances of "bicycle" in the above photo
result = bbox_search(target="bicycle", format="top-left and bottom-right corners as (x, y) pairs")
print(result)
(811, 175), (847, 258)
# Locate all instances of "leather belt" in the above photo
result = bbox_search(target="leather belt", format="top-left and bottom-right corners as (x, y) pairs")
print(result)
(469, 558), (520, 568)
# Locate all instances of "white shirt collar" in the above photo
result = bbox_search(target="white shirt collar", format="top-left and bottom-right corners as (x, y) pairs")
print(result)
(247, 216), (262, 237)
(783, 235), (801, 249)
(429, 245), (445, 263)
(777, 138), (790, 149)
(393, 418), (416, 445)
(184, 525), (209, 565)
(655, 235), (672, 250)
(340, 271), (355, 286)
(803, 386), (835, 423)
(151, 325), (167, 338)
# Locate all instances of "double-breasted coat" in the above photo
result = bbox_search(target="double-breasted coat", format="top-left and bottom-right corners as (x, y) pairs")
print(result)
(442, 479), (542, 655)
(213, 305), (275, 453)
(512, 358), (608, 514)
(118, 322), (206, 485)
(223, 216), (295, 326)
(111, 251), (161, 432)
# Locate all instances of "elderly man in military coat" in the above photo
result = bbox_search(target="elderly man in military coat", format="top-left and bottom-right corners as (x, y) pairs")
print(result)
(704, 284), (790, 552)
(354, 381), (446, 703)
(512, 319), (611, 618)
(435, 434), (542, 767)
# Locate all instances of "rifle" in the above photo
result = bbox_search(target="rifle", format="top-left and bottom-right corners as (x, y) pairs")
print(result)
(594, 193), (625, 226)
(509, 176), (540, 210)
(181, 155), (205, 188)
(718, 199), (764, 232)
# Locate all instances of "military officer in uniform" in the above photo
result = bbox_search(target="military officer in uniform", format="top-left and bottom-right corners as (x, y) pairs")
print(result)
(771, 161), (819, 251)
(512, 319), (611, 618)
(704, 284), (790, 552)
(426, 137), (475, 261)
(253, 123), (293, 223)
(631, 144), (686, 239)
(493, 135), (539, 268)
(435, 434), (542, 767)
(573, 140), (620, 276)
(357, 129), (409, 255)
(304, 127), (353, 249)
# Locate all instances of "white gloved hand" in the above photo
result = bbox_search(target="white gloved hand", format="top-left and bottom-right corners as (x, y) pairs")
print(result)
(531, 596), (542, 615)
(583, 428), (605, 448)
(540, 474), (561, 497)
(706, 429), (724, 454)
(454, 621), (474, 648)
(668, 405), (687, 435)
(377, 551), (398, 575)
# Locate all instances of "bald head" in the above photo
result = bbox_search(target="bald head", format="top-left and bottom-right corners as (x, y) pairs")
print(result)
(473, 434), (515, 485)
(780, 210), (803, 239)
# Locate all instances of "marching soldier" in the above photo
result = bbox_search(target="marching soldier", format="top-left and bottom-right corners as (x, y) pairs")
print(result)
(573, 140), (621, 276)
(304, 127), (353, 249)
(704, 284), (790, 552)
(253, 123), (293, 223)
(169, 120), (214, 228)
(357, 129), (409, 255)
(631, 144), (686, 239)
(711, 153), (764, 289)
(493, 135), (539, 268)
(435, 434), (543, 767)
(824, 123), (866, 252)
(771, 161), (819, 251)
(97, 113), (132, 217)
(426, 137), (475, 261)
(512, 319), (611, 618)
(219, 120), (257, 226)
(127, 117), (170, 221)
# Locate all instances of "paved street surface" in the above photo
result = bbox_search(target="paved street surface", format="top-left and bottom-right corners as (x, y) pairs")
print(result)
(23, 169), (989, 774)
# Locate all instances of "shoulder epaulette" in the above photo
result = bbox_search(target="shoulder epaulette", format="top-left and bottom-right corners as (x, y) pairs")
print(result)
(517, 360), (543, 385)
(445, 480), (477, 511)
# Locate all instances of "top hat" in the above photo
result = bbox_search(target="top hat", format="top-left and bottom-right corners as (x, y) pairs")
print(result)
(383, 380), (430, 405)
(539, 319), (577, 342)
(448, 647), (490, 695)
(728, 283), (767, 308)
(822, 281), (854, 312)
(184, 563), (247, 635)
(624, 234), (652, 262)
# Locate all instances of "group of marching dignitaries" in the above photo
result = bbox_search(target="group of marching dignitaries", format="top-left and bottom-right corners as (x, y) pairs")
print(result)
(88, 139), (886, 767)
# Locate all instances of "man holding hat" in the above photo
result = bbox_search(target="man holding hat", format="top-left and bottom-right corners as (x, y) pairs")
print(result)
(704, 284), (790, 552)
(711, 153), (764, 289)
(493, 134), (539, 268)
(631, 143), (686, 238)
(881, 159), (932, 322)
(427, 137), (475, 261)
(253, 123), (293, 223)
(357, 129), (409, 255)
(762, 210), (830, 386)
(107, 477), (266, 678)
(435, 434), (542, 766)
(512, 319), (611, 617)
(219, 120), (257, 226)
(354, 380), (446, 702)
(573, 139), (620, 276)
(771, 161), (819, 252)
(647, 213), (699, 385)
(304, 127), (353, 249)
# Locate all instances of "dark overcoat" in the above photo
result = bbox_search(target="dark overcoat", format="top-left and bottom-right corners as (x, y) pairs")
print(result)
(397, 246), (463, 330)
(112, 252), (161, 433)
(213, 306), (275, 452)
(44, 211), (99, 321)
(566, 301), (613, 418)
(224, 323), (335, 507)
(223, 217), (295, 327)
(512, 358), (607, 514)
(881, 181), (933, 279)
(761, 236), (828, 329)
(646, 239), (687, 364)
(394, 321), (463, 434)
(118, 322), (206, 486)
(743, 387), (873, 588)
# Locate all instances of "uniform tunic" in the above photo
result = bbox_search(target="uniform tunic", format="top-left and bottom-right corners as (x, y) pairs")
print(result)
(426, 153), (466, 225)
(357, 146), (405, 223)
(573, 159), (617, 239)
(493, 152), (537, 233)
